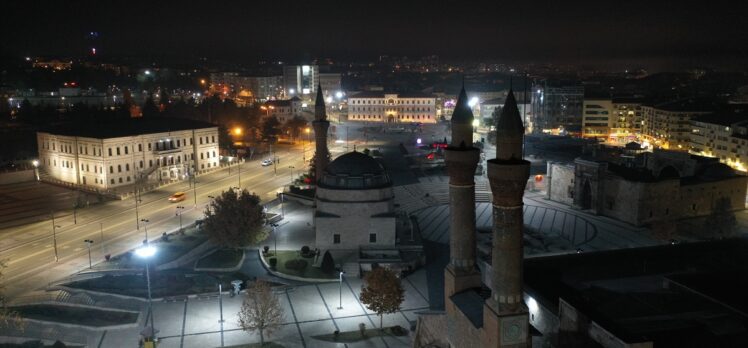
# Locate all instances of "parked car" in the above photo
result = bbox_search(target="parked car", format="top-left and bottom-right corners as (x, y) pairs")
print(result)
(168, 192), (186, 202)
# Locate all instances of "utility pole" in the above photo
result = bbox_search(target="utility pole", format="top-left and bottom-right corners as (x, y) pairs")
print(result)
(135, 185), (140, 230)
(99, 222), (105, 256)
(141, 218), (149, 243)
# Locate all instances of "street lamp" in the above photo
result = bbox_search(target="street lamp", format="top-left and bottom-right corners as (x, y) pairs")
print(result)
(227, 156), (233, 175)
(338, 271), (346, 309)
(176, 206), (185, 232)
(32, 160), (40, 181)
(303, 128), (311, 164)
(270, 223), (279, 256)
(135, 243), (157, 342)
(84, 239), (94, 269)
(141, 218), (149, 243)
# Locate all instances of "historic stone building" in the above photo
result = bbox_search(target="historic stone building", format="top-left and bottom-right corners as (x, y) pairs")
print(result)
(415, 88), (531, 347)
(547, 149), (746, 227)
(347, 92), (437, 123)
(37, 117), (219, 190)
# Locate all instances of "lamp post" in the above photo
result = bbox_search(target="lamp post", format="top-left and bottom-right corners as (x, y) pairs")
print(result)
(238, 156), (242, 189)
(51, 212), (60, 262)
(227, 156), (233, 175)
(270, 223), (279, 256)
(135, 243), (157, 342)
(32, 160), (39, 181)
(141, 218), (149, 243)
(176, 206), (185, 232)
(338, 271), (346, 309)
(303, 128), (311, 164)
(84, 239), (94, 269)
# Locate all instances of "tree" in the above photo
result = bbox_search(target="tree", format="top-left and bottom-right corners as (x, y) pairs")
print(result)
(360, 267), (405, 330)
(238, 280), (284, 346)
(261, 116), (282, 142)
(203, 189), (267, 248)
(142, 96), (160, 118)
(282, 116), (308, 142)
(321, 250), (335, 274)
(0, 260), (22, 330)
(308, 152), (331, 183)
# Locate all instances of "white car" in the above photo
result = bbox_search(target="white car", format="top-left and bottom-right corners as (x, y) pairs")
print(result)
(261, 159), (273, 167)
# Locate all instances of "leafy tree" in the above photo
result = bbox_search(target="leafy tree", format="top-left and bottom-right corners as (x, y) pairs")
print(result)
(321, 250), (335, 274)
(261, 116), (282, 142)
(283, 116), (309, 142)
(0, 260), (23, 330)
(142, 96), (160, 118)
(203, 189), (267, 248)
(238, 280), (284, 346)
(360, 267), (405, 330)
(308, 152), (331, 182)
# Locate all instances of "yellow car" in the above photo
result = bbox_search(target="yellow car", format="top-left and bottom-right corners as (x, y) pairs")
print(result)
(168, 192), (186, 202)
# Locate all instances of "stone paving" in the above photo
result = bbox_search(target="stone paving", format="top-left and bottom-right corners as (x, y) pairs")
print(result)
(72, 268), (430, 348)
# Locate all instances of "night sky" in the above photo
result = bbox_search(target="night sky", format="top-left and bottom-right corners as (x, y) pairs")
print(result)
(2, 0), (747, 68)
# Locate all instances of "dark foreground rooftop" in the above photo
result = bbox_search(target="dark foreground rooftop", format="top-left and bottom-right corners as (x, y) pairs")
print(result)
(525, 240), (748, 347)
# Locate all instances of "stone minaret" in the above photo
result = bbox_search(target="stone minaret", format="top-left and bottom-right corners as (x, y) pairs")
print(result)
(444, 86), (481, 302)
(483, 90), (531, 348)
(312, 85), (330, 182)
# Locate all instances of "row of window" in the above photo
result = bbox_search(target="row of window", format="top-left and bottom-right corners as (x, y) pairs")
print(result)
(351, 106), (433, 112)
(350, 99), (433, 105)
(350, 114), (432, 120)
(43, 134), (217, 158)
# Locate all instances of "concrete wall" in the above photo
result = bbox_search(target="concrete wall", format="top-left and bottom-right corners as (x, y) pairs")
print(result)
(316, 215), (396, 250)
(0, 169), (34, 185)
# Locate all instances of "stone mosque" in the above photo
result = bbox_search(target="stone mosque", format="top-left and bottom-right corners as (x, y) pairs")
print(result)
(310, 81), (531, 346)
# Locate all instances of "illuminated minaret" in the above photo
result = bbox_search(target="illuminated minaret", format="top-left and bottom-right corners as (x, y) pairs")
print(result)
(312, 85), (330, 181)
(482, 90), (531, 348)
(444, 86), (481, 303)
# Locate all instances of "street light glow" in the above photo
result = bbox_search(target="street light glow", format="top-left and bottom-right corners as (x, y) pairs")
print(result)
(135, 245), (157, 258)
(335, 91), (343, 99)
(468, 97), (479, 107)
(32, 160), (39, 167)
(233, 127), (242, 136)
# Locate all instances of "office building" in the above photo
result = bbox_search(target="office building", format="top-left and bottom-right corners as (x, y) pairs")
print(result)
(531, 82), (584, 135)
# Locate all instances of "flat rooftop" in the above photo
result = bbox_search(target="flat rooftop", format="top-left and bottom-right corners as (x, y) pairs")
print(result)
(40, 117), (217, 139)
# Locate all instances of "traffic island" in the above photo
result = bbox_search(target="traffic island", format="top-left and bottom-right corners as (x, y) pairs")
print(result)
(194, 248), (245, 271)
(11, 304), (139, 328)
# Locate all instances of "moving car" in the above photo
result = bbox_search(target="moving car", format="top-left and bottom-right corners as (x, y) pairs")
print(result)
(261, 159), (273, 166)
(168, 192), (186, 202)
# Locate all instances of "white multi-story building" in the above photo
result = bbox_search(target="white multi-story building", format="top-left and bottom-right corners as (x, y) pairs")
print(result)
(263, 96), (304, 123)
(37, 118), (219, 190)
(347, 92), (437, 123)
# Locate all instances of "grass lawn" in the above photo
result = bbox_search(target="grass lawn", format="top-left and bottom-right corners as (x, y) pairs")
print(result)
(220, 343), (284, 348)
(12, 304), (138, 327)
(66, 271), (250, 298)
(262, 250), (336, 280)
(312, 326), (408, 343)
(196, 248), (244, 269)
(94, 225), (208, 270)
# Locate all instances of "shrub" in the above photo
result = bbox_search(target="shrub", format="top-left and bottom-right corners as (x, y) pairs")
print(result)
(301, 245), (310, 256)
(268, 258), (277, 269)
(391, 325), (407, 336)
(321, 251), (335, 273)
(285, 259), (308, 271)
(263, 246), (270, 254)
(359, 322), (367, 337)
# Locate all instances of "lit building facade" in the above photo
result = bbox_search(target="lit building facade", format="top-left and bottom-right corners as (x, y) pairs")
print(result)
(262, 97), (303, 123)
(209, 73), (284, 103)
(37, 118), (219, 190)
(582, 99), (613, 138)
(640, 99), (713, 150)
(531, 82), (584, 135)
(347, 92), (437, 123)
(690, 107), (748, 172)
(610, 99), (644, 144)
(318, 73), (342, 96)
(283, 65), (319, 97)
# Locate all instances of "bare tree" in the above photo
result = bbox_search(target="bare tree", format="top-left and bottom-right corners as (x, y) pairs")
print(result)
(238, 280), (284, 346)
(0, 260), (23, 330)
(360, 267), (405, 330)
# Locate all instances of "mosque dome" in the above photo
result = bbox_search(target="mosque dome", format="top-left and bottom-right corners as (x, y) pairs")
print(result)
(318, 151), (391, 189)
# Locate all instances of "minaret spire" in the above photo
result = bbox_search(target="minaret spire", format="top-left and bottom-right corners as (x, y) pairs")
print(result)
(312, 84), (330, 182)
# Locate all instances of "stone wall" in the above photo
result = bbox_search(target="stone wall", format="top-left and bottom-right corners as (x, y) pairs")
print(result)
(549, 163), (575, 205)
